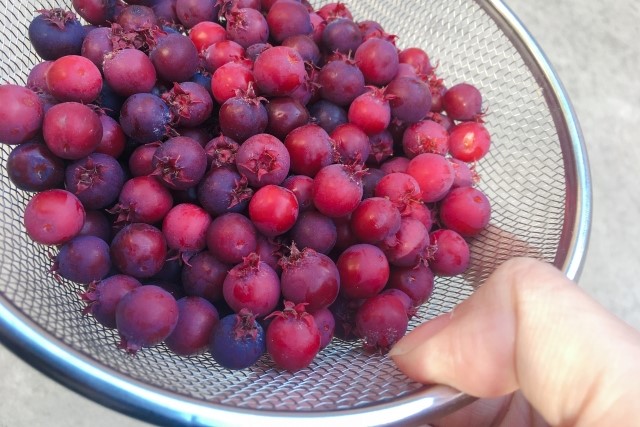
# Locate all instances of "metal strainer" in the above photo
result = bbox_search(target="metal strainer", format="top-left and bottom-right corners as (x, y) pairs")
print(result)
(0, 0), (591, 425)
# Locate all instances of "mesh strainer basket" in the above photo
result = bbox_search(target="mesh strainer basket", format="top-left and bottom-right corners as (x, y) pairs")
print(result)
(0, 0), (591, 425)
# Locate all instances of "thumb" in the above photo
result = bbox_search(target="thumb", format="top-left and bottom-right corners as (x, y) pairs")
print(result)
(390, 257), (640, 426)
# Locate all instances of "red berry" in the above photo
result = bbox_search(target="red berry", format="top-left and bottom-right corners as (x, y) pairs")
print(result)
(23, 189), (85, 245)
(266, 301), (321, 372)
(337, 244), (389, 300)
(249, 185), (299, 237)
(429, 229), (470, 276)
(439, 187), (491, 237)
(448, 121), (491, 162)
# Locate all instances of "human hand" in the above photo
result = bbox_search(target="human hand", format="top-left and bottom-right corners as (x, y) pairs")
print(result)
(389, 257), (640, 426)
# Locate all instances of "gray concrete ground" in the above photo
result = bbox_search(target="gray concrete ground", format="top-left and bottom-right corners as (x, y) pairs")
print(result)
(1, 0), (639, 425)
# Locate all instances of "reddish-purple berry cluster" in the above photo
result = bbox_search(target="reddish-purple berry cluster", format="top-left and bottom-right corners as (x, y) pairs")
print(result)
(0, 0), (492, 372)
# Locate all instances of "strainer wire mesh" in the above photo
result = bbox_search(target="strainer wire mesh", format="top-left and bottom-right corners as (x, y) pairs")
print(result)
(0, 0), (590, 425)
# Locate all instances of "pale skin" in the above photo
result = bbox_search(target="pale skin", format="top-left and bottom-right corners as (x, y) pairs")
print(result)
(389, 257), (640, 427)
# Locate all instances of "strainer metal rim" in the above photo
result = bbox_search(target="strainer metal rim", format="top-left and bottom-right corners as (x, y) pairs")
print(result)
(0, 0), (591, 425)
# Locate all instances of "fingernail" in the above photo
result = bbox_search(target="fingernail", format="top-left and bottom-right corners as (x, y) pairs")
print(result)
(389, 313), (454, 358)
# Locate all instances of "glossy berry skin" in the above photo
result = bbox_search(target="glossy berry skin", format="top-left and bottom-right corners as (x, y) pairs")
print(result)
(330, 123), (370, 165)
(280, 246), (340, 311)
(0, 85), (44, 145)
(253, 46), (306, 97)
(78, 210), (112, 242)
(355, 293), (408, 352)
(152, 136), (207, 190)
(219, 92), (268, 143)
(119, 93), (171, 144)
(350, 197), (401, 244)
(116, 5), (159, 31)
(289, 210), (337, 254)
(112, 176), (173, 225)
(439, 187), (491, 237)
(55, 235), (111, 284)
(164, 296), (219, 356)
(401, 200), (434, 231)
(442, 83), (483, 121)
(222, 253), (280, 318)
(72, 0), (120, 25)
(7, 141), (65, 192)
(380, 217), (429, 268)
(281, 34), (321, 66)
(43, 102), (103, 160)
(23, 189), (85, 245)
(386, 77), (432, 124)
(347, 90), (391, 135)
(225, 7), (269, 48)
(317, 59), (365, 107)
(28, 9), (86, 60)
(354, 38), (399, 86)
(103, 49), (157, 97)
(149, 33), (199, 83)
(203, 40), (245, 73)
(448, 121), (491, 162)
(46, 55), (102, 103)
(429, 229), (470, 276)
(387, 263), (435, 307)
(128, 143), (159, 177)
(245, 42), (272, 62)
(115, 285), (179, 353)
(176, 0), (220, 28)
(374, 172), (421, 209)
(81, 27), (113, 70)
(284, 124), (334, 177)
(406, 153), (455, 203)
(207, 213), (258, 265)
(81, 274), (142, 329)
(189, 21), (226, 52)
(311, 307), (335, 350)
(181, 251), (228, 303)
(361, 168), (386, 199)
(450, 158), (475, 189)
(381, 288), (415, 320)
(265, 97), (310, 140)
(210, 310), (266, 370)
(162, 203), (212, 254)
(254, 235), (282, 274)
(249, 185), (299, 237)
(95, 115), (126, 158)
(282, 175), (314, 212)
(321, 18), (362, 55)
(266, 301), (321, 372)
(402, 119), (449, 158)
(197, 167), (253, 216)
(398, 47), (433, 76)
(211, 62), (255, 105)
(379, 157), (410, 175)
(337, 244), (389, 300)
(312, 164), (363, 218)
(235, 133), (291, 188)
(266, 0), (312, 43)
(26, 61), (53, 93)
(110, 223), (168, 279)
(65, 153), (125, 210)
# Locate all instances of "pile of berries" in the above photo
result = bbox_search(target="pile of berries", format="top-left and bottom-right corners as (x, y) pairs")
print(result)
(0, 0), (492, 372)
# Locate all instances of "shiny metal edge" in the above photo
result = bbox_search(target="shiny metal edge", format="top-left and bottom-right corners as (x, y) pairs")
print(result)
(0, 0), (592, 425)
(0, 299), (472, 426)
(483, 0), (592, 281)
